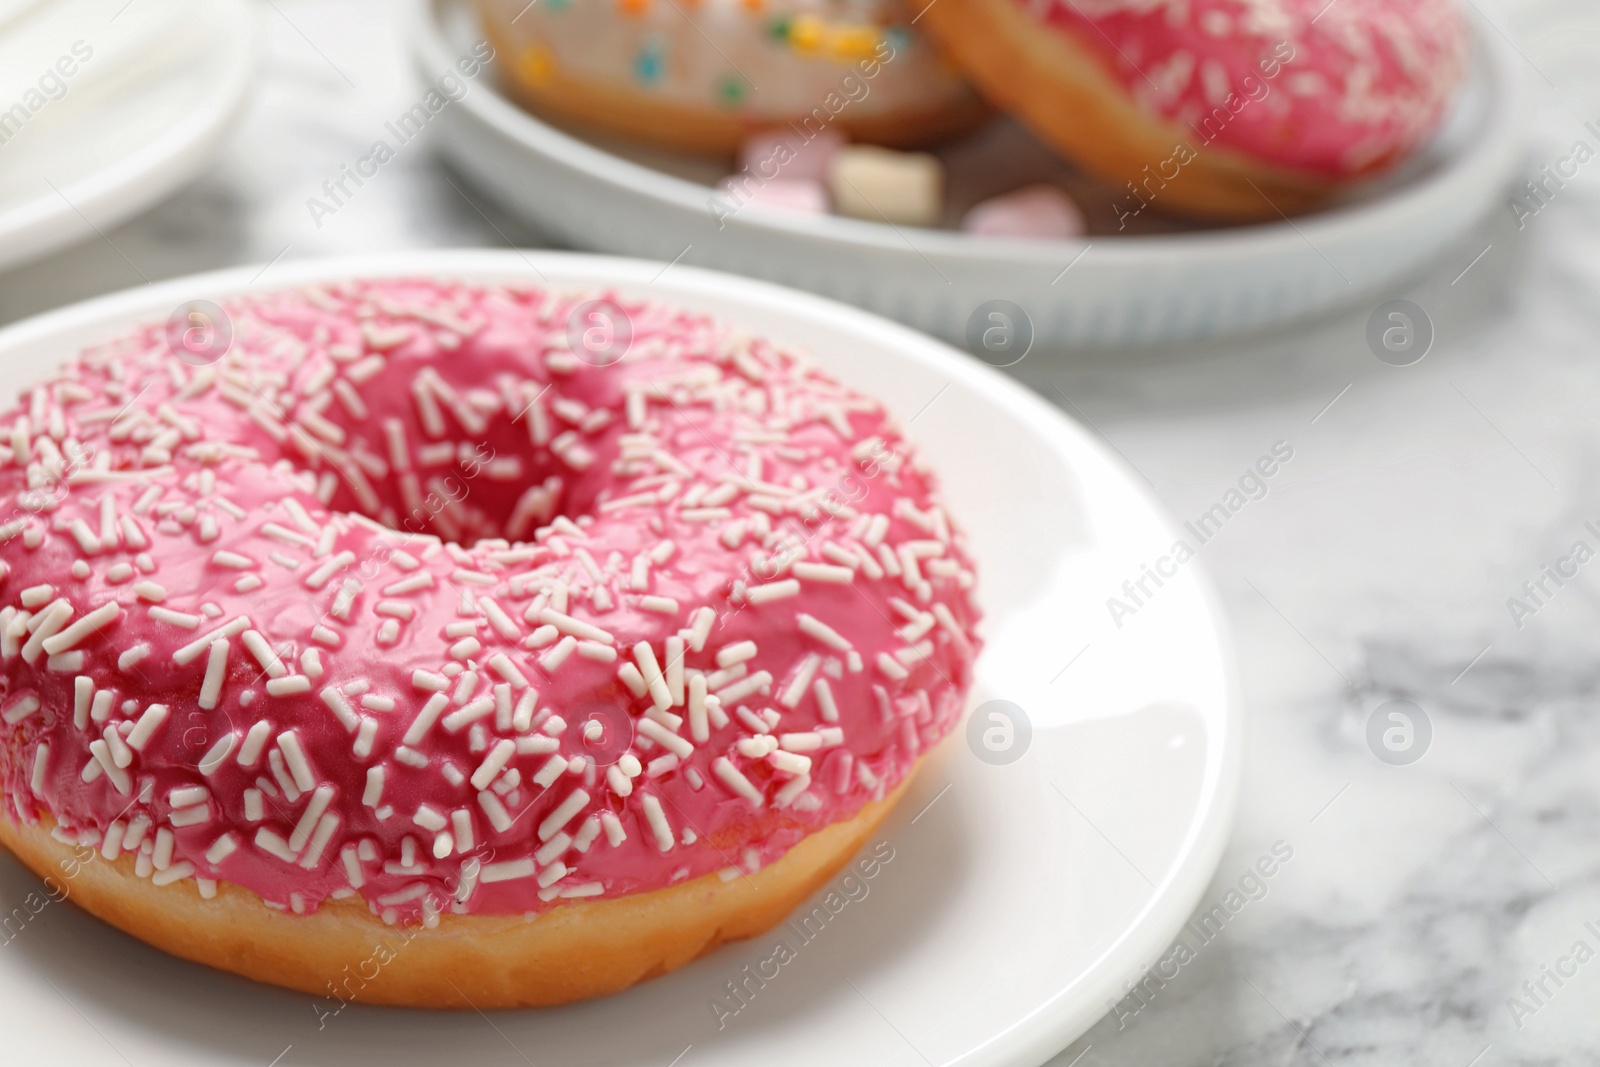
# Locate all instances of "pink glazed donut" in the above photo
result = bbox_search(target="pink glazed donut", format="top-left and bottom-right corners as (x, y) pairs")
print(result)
(0, 278), (981, 1006)
(920, 0), (1469, 220)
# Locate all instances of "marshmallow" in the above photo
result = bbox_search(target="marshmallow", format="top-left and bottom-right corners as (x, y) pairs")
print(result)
(827, 146), (943, 227)
(962, 184), (1085, 240)
(738, 129), (845, 183)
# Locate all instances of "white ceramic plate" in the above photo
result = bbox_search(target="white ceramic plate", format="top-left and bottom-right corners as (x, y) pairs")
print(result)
(412, 0), (1523, 351)
(0, 251), (1240, 1067)
(0, 0), (259, 273)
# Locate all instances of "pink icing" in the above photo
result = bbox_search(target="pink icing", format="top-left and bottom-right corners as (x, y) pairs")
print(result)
(0, 279), (982, 926)
(1018, 0), (1468, 176)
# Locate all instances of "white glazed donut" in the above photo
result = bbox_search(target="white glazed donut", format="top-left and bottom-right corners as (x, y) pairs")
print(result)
(475, 0), (986, 153)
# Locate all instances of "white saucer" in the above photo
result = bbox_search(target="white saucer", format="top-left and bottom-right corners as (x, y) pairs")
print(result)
(0, 0), (259, 274)
(0, 250), (1240, 1067)
(413, 0), (1523, 351)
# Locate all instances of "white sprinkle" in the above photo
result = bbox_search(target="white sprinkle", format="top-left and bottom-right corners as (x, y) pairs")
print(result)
(774, 773), (812, 808)
(540, 635), (576, 671)
(640, 794), (673, 851)
(299, 813), (340, 869)
(199, 732), (238, 775)
(42, 601), (120, 655)
(119, 515), (149, 548)
(30, 744), (48, 793)
(792, 562), (854, 583)
(779, 654), (822, 709)
(382, 573), (434, 596)
(255, 828), (298, 864)
(238, 720), (272, 767)
(617, 662), (648, 698)
(688, 606), (715, 651)
(576, 641), (617, 662)
(403, 692), (450, 745)
(148, 606), (201, 629)
(304, 550), (355, 590)
(665, 635), (685, 706)
(187, 640), (230, 713)
(515, 733), (558, 756)
(451, 809), (475, 852)
(535, 832), (572, 865)
(876, 652), (909, 680)
(634, 641), (673, 711)
(746, 579), (801, 604)
(687, 673), (712, 742)
(2, 694), (40, 723)
(714, 757), (764, 807)
(266, 675), (313, 696)
(412, 669), (449, 692)
(151, 861), (195, 887)
(242, 629), (287, 678)
(538, 608), (614, 644)
(260, 522), (314, 547)
(797, 613), (853, 652)
(531, 754), (569, 787)
(477, 791), (513, 832)
(339, 844), (364, 887)
(173, 615), (251, 665)
(539, 788), (590, 842)
(68, 518), (101, 554)
(443, 695), (496, 732)
(471, 739), (516, 790)
(769, 750), (811, 776)
(125, 704), (168, 749)
(714, 670), (772, 706)
(488, 652), (530, 689)
(638, 717), (693, 759)
(211, 550), (255, 570)
(276, 731), (315, 791)
(363, 766), (385, 807)
(716, 641), (758, 668)
(481, 597), (521, 640)
(480, 858), (537, 884)
(412, 802), (448, 833)
(21, 601), (72, 664)
(206, 834), (239, 865)
(354, 717), (377, 758)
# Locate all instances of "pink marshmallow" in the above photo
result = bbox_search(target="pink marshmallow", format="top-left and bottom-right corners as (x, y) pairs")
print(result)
(718, 176), (829, 217)
(738, 129), (846, 184)
(962, 185), (1085, 240)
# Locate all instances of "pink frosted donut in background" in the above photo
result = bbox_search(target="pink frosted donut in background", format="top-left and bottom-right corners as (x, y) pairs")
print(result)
(921, 0), (1470, 220)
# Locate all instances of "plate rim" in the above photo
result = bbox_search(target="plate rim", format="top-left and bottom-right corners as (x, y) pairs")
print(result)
(0, 0), (262, 273)
(411, 0), (1523, 268)
(0, 249), (1243, 1067)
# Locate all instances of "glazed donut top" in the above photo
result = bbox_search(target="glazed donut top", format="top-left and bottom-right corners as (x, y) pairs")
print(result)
(1020, 0), (1468, 176)
(0, 279), (981, 924)
(481, 0), (972, 119)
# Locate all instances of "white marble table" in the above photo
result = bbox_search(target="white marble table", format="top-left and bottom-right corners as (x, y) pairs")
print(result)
(2, 2), (1598, 1065)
